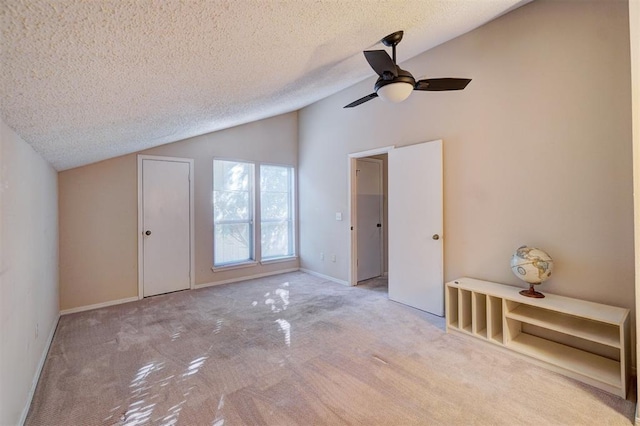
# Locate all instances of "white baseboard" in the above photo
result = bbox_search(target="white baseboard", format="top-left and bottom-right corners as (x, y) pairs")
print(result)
(195, 268), (300, 289)
(299, 268), (349, 286)
(19, 313), (60, 426)
(60, 296), (139, 315)
(63, 269), (305, 312)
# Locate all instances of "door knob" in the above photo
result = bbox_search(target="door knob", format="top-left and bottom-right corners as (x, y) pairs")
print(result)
(145, 230), (152, 236)
(432, 234), (440, 240)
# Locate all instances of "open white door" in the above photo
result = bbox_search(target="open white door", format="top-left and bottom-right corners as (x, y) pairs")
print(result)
(139, 156), (194, 297)
(388, 140), (443, 315)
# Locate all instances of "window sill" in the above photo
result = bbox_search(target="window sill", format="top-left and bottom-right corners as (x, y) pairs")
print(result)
(212, 261), (258, 272)
(260, 256), (298, 265)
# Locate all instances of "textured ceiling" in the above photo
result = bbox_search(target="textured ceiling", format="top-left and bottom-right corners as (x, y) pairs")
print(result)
(1, 0), (526, 171)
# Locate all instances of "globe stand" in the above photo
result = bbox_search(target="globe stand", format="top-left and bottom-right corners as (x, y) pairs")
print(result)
(520, 283), (545, 298)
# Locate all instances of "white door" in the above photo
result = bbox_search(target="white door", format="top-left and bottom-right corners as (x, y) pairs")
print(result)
(388, 140), (443, 315)
(141, 157), (192, 297)
(357, 158), (383, 281)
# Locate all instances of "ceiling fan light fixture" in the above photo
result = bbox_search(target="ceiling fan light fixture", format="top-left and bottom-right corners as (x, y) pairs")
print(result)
(376, 81), (413, 103)
(343, 30), (471, 109)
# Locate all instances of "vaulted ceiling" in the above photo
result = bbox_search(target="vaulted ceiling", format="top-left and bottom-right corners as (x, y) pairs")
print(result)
(1, 0), (527, 170)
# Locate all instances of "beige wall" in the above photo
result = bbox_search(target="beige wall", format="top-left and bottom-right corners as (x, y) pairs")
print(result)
(59, 112), (298, 311)
(59, 155), (138, 309)
(0, 119), (59, 425)
(629, 0), (639, 415)
(299, 0), (633, 312)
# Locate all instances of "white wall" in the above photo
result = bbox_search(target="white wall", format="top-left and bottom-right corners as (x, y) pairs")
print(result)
(299, 0), (633, 313)
(0, 119), (59, 425)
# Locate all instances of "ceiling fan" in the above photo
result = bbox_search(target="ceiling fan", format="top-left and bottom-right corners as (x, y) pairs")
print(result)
(344, 30), (471, 108)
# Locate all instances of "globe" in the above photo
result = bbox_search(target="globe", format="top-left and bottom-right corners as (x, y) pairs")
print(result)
(510, 245), (554, 298)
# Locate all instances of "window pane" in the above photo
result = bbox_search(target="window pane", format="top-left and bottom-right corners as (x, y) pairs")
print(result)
(261, 192), (288, 220)
(213, 160), (250, 191)
(213, 190), (249, 221)
(260, 165), (293, 259)
(214, 223), (251, 265)
(261, 166), (289, 192)
(261, 221), (292, 258)
(213, 159), (254, 266)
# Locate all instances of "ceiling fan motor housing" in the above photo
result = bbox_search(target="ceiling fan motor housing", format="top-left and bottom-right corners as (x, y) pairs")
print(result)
(374, 67), (415, 93)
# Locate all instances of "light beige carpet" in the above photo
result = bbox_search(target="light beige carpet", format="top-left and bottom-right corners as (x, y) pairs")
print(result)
(26, 272), (635, 425)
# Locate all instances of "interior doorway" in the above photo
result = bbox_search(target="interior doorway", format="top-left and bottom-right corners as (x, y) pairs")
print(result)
(348, 146), (393, 288)
(356, 157), (386, 283)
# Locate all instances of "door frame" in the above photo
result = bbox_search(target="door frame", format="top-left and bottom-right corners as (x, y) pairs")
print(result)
(348, 146), (394, 286)
(137, 154), (195, 299)
(355, 157), (384, 282)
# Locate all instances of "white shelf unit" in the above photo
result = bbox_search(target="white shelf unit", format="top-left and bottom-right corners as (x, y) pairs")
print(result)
(445, 277), (630, 398)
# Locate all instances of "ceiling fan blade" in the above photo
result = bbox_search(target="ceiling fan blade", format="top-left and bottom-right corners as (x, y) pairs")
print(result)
(364, 50), (398, 79)
(344, 93), (378, 108)
(414, 78), (471, 91)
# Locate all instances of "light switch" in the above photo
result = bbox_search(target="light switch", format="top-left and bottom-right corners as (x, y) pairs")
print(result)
(335, 212), (342, 221)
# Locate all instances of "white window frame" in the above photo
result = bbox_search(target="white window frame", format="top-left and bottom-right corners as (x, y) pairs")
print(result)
(212, 159), (297, 270)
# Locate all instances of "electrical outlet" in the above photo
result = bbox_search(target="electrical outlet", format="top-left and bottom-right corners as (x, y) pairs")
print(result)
(331, 254), (336, 262)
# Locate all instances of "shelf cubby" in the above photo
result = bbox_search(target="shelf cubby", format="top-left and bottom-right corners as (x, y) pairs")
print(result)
(446, 285), (459, 329)
(506, 304), (620, 348)
(508, 333), (621, 392)
(445, 278), (630, 398)
(459, 289), (472, 334)
(488, 296), (503, 344)
(472, 293), (487, 338)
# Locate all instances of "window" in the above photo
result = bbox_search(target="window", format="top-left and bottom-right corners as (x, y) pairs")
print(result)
(213, 160), (295, 268)
(213, 160), (254, 266)
(260, 165), (294, 259)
